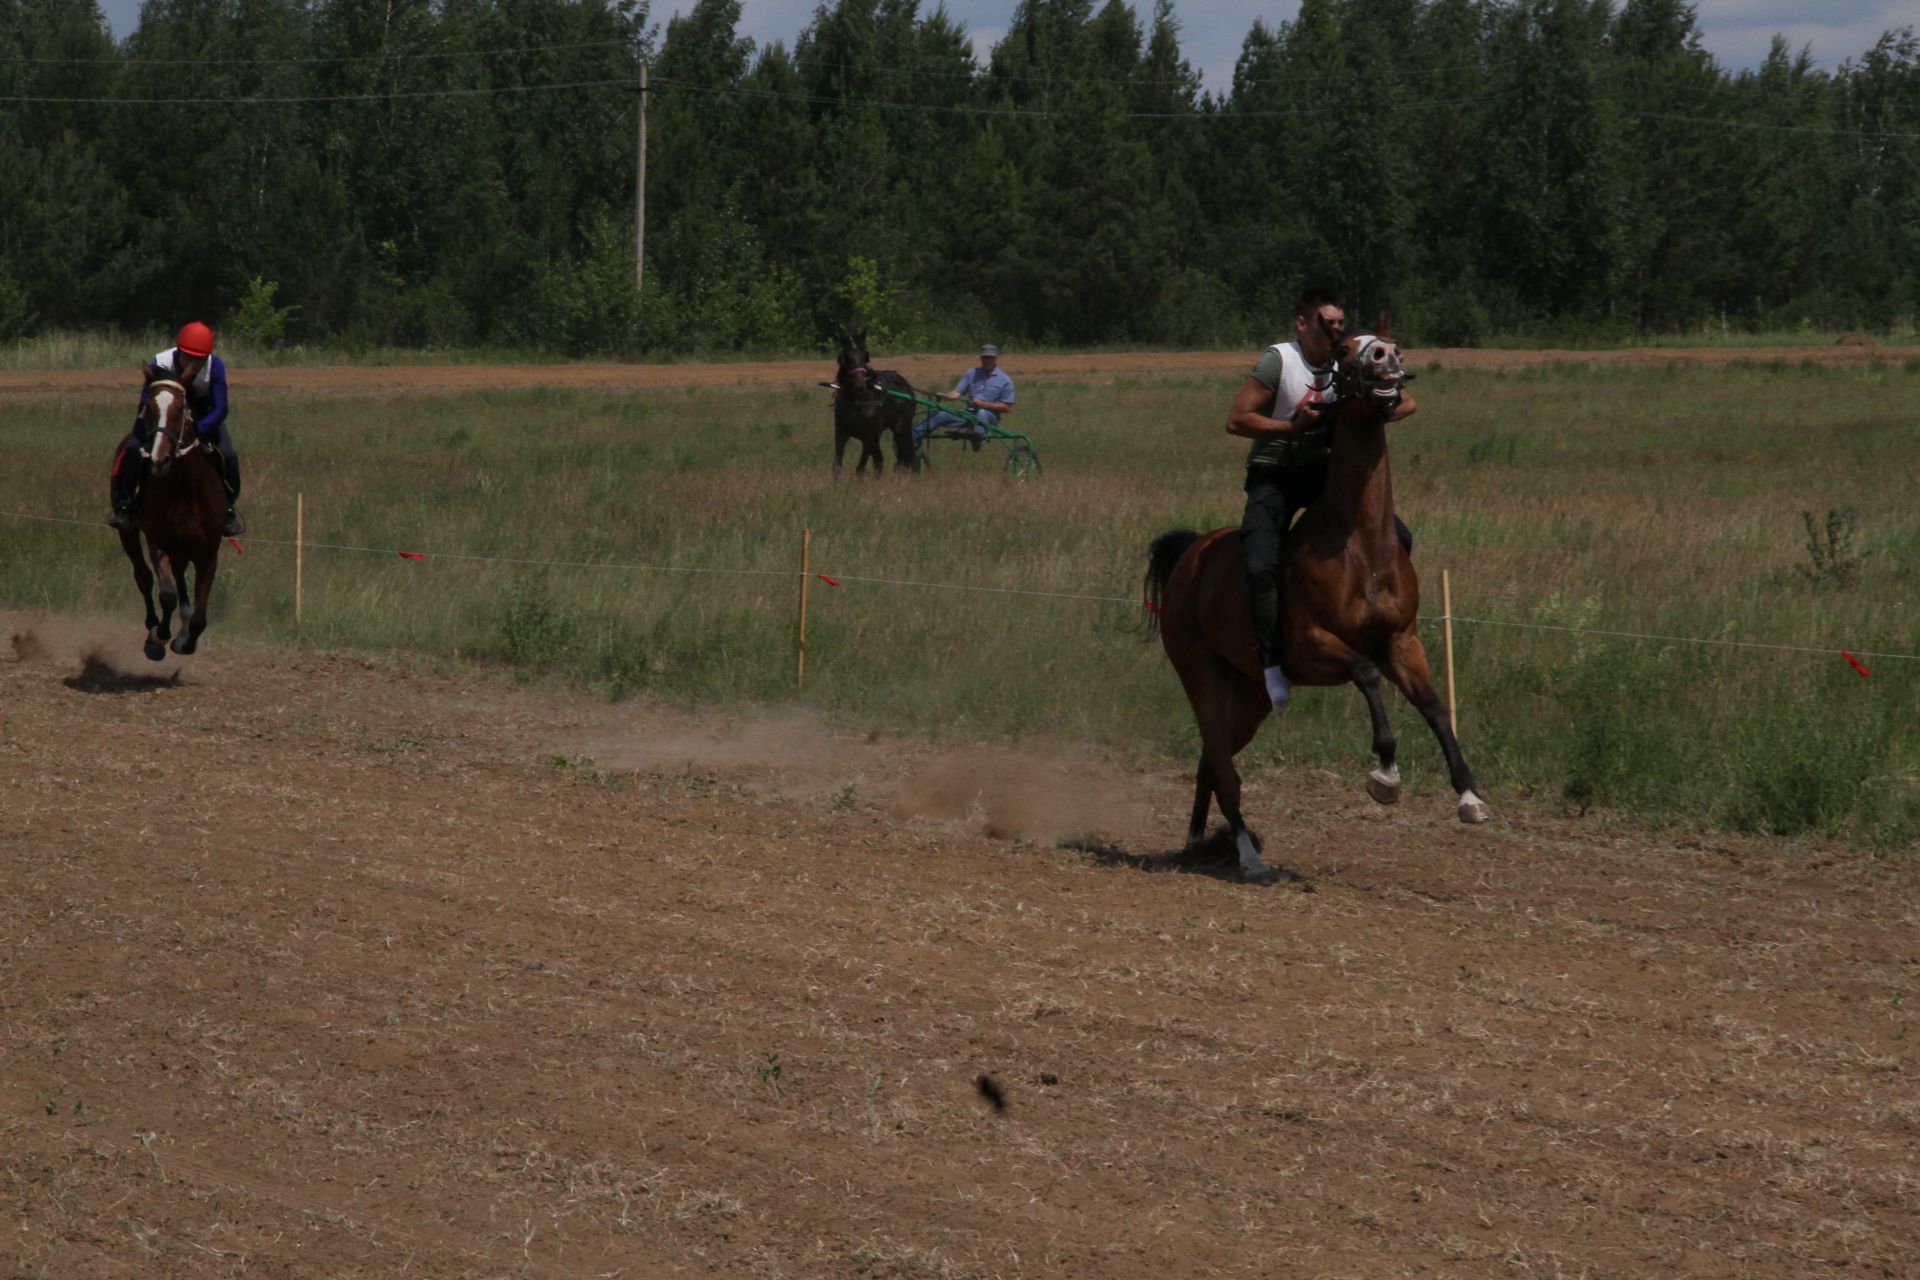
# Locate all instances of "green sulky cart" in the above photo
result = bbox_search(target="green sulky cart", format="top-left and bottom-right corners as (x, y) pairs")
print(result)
(881, 387), (1042, 479)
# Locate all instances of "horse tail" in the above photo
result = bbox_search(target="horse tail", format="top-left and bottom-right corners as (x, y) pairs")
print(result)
(1143, 529), (1202, 639)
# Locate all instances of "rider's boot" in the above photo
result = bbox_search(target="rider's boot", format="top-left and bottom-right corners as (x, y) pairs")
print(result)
(1262, 665), (1292, 713)
(108, 446), (142, 531)
(220, 451), (245, 537)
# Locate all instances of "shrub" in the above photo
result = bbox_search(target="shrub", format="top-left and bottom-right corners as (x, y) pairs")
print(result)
(1796, 507), (1867, 588)
(227, 277), (300, 346)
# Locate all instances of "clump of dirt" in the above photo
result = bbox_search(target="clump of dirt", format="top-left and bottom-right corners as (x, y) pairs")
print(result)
(7, 627), (46, 662)
(889, 747), (1147, 842)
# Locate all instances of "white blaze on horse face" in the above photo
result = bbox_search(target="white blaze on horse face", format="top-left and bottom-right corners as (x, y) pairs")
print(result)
(150, 387), (177, 462)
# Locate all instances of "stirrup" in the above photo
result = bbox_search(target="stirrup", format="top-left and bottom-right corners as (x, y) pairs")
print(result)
(222, 510), (246, 537)
(108, 508), (136, 532)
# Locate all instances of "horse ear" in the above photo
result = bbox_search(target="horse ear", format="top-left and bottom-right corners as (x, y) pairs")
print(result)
(1376, 309), (1393, 341)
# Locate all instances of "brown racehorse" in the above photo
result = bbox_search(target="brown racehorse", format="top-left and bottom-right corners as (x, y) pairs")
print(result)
(119, 368), (227, 661)
(1145, 333), (1491, 885)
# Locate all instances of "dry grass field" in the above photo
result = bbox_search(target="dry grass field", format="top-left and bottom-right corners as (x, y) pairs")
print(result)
(4, 610), (1916, 1279)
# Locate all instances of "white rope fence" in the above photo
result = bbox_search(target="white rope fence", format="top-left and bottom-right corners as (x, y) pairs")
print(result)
(4, 506), (1916, 668)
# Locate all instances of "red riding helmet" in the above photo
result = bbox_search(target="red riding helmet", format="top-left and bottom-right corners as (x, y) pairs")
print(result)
(176, 321), (216, 358)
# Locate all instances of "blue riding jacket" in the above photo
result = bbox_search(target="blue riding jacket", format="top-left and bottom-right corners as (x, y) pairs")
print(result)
(134, 349), (229, 440)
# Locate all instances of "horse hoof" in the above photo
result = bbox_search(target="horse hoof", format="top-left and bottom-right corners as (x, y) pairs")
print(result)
(1457, 791), (1494, 825)
(143, 639), (166, 662)
(170, 635), (196, 656)
(1366, 767), (1402, 805)
(1242, 865), (1281, 887)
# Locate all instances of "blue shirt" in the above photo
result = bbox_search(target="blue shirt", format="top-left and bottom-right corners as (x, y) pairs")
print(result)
(954, 365), (1015, 409)
(135, 350), (229, 437)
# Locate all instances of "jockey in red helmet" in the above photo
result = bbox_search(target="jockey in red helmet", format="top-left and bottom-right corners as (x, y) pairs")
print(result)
(110, 321), (244, 537)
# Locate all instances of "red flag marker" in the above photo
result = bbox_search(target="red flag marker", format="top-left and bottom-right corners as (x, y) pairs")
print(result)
(227, 538), (244, 554)
(1842, 650), (1872, 677)
(398, 551), (425, 561)
(815, 574), (840, 587)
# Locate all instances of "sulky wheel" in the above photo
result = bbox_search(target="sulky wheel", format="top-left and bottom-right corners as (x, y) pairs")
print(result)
(1004, 445), (1040, 479)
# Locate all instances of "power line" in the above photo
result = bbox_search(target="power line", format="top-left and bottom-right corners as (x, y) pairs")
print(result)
(0, 36), (637, 67)
(650, 76), (1512, 121)
(787, 55), (1490, 89)
(3, 72), (1912, 137)
(1619, 107), (1919, 140)
(0, 78), (638, 106)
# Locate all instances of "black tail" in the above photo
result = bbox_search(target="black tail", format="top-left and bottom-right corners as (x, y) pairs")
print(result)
(1143, 529), (1202, 638)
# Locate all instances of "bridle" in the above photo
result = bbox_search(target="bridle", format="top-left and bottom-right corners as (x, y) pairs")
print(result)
(837, 347), (883, 412)
(143, 379), (203, 473)
(1336, 335), (1414, 412)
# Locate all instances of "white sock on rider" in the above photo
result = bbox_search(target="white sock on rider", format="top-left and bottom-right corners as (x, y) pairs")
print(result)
(1263, 665), (1292, 710)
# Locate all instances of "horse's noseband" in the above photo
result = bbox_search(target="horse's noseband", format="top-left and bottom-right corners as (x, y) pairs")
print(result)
(1338, 336), (1410, 405)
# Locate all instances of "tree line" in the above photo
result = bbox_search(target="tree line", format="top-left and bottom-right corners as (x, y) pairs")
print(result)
(1, 0), (1915, 354)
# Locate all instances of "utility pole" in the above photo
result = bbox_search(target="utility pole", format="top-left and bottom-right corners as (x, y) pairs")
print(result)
(635, 60), (648, 295)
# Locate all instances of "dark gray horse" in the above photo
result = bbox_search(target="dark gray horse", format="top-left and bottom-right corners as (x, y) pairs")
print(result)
(832, 329), (917, 476)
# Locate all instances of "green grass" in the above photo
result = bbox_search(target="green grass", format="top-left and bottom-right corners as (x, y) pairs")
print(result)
(3, 361), (1916, 845)
(6, 326), (1914, 372)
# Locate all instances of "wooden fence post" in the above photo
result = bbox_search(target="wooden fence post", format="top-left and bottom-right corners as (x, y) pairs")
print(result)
(797, 528), (812, 687)
(295, 492), (305, 630)
(1442, 568), (1458, 730)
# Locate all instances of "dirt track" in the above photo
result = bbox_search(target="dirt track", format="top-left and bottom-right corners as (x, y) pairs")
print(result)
(3, 341), (1915, 399)
(4, 614), (1916, 1278)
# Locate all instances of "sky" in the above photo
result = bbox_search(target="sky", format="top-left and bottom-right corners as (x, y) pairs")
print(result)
(95, 1), (1913, 90)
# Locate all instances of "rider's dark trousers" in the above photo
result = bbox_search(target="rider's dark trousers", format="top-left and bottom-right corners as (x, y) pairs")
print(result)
(113, 422), (241, 509)
(1242, 463), (1413, 669)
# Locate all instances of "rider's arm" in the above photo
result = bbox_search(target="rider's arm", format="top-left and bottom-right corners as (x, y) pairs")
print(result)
(1225, 376), (1321, 441)
(196, 359), (229, 436)
(970, 384), (1013, 413)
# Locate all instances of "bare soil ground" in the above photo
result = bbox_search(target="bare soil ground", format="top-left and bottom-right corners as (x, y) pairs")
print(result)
(4, 612), (1916, 1278)
(3, 342), (1916, 400)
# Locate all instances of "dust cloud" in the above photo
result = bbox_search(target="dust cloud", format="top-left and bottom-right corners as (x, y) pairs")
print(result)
(889, 748), (1148, 843)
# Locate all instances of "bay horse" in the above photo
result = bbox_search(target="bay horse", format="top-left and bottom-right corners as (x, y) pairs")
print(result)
(832, 329), (917, 476)
(1145, 333), (1491, 885)
(118, 367), (227, 661)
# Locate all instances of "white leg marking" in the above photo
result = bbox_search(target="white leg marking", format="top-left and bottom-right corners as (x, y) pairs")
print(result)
(1235, 829), (1271, 880)
(1457, 788), (1494, 824)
